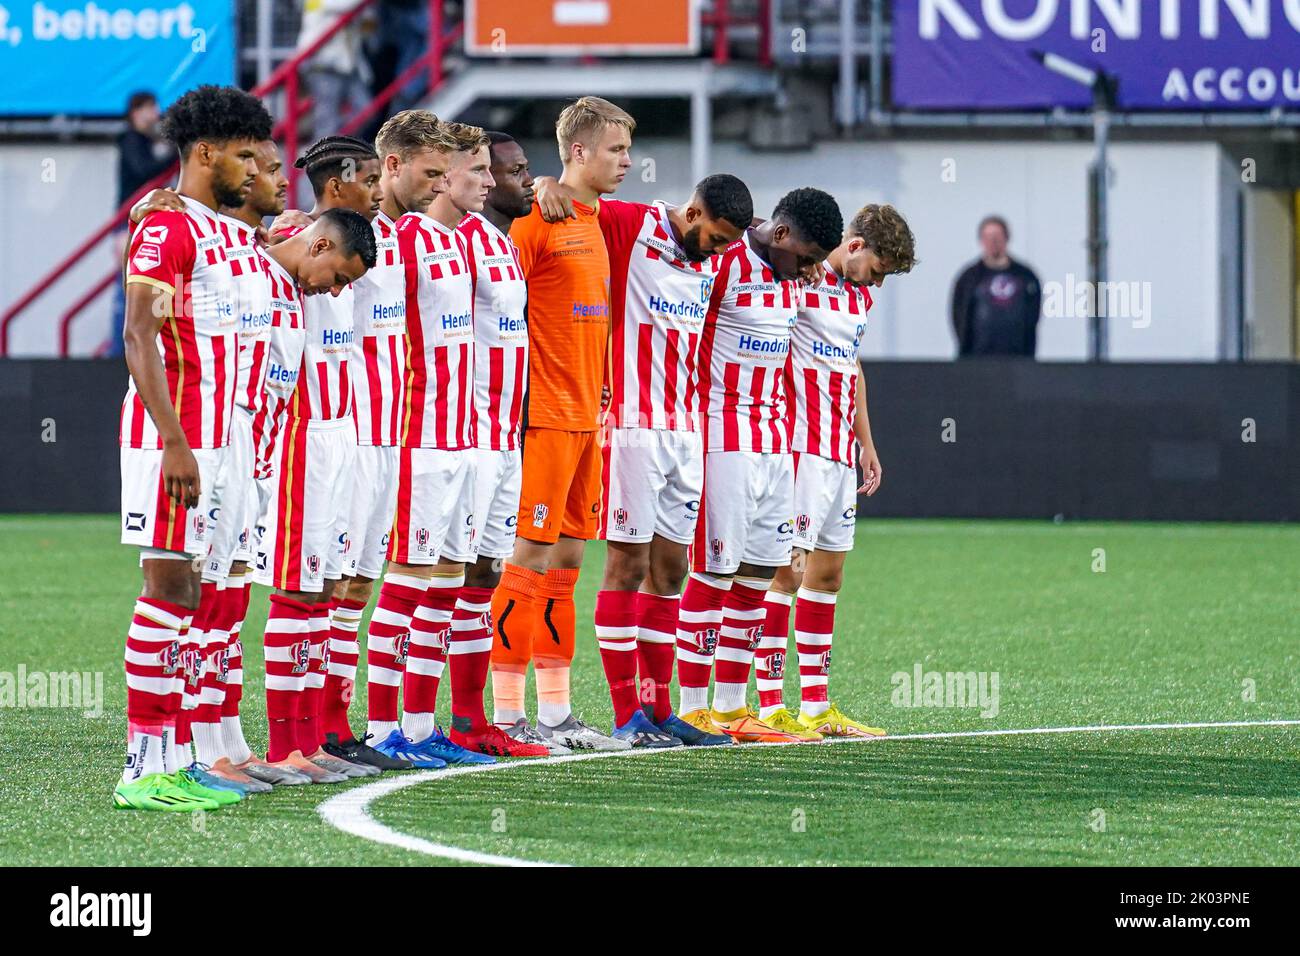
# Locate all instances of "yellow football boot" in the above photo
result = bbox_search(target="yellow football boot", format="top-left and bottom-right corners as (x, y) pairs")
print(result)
(709, 706), (804, 743)
(798, 702), (886, 738)
(761, 707), (824, 741)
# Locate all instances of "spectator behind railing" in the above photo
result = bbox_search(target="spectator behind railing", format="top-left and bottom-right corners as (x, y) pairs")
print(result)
(107, 91), (173, 358)
(378, 0), (432, 115)
(298, 0), (376, 140)
(950, 215), (1043, 359)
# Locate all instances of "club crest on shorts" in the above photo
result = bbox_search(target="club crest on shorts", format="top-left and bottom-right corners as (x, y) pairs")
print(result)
(770, 650), (788, 678)
(796, 514), (811, 535)
(193, 512), (207, 537)
(290, 639), (311, 675)
(612, 508), (628, 531)
(696, 627), (719, 655)
(819, 649), (832, 675)
(532, 503), (549, 528)
(307, 554), (321, 577)
(710, 538), (724, 561)
(415, 527), (430, 552)
(125, 512), (146, 532)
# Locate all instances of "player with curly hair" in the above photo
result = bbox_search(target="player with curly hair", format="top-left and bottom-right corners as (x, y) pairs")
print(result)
(754, 203), (917, 740)
(674, 187), (845, 744)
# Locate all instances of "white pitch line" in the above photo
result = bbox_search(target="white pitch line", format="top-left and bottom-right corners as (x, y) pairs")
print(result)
(317, 718), (1300, 867)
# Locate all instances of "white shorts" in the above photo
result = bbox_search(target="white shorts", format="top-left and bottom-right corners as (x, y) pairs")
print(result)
(693, 450), (794, 575)
(121, 445), (225, 557)
(601, 428), (702, 546)
(345, 444), (401, 579)
(204, 407), (258, 580)
(388, 446), (475, 566)
(792, 453), (858, 553)
(444, 447), (521, 563)
(253, 418), (356, 592)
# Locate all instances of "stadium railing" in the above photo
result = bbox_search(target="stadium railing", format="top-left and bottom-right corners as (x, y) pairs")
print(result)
(1, 0), (771, 358)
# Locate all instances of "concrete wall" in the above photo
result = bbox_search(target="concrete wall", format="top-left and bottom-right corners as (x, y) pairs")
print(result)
(1, 143), (120, 357)
(1244, 188), (1295, 359)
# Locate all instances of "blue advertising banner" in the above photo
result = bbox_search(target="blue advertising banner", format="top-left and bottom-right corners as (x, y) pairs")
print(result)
(0, 2), (235, 115)
(893, 0), (1300, 110)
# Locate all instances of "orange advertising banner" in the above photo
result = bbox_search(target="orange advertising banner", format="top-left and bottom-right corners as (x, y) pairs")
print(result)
(466, 0), (699, 56)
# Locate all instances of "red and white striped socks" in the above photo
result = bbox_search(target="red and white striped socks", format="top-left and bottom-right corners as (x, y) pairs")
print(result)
(756, 589), (794, 718)
(324, 597), (365, 741)
(636, 592), (679, 723)
(299, 601), (332, 754)
(123, 597), (188, 782)
(448, 586), (494, 732)
(675, 572), (731, 715)
(366, 571), (427, 743)
(264, 593), (313, 762)
(794, 587), (836, 718)
(711, 577), (771, 714)
(595, 589), (641, 727)
(191, 579), (230, 765)
(221, 571), (253, 764)
(401, 573), (460, 743)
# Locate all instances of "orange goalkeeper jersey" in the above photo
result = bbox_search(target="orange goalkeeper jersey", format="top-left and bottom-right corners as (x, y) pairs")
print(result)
(510, 199), (610, 432)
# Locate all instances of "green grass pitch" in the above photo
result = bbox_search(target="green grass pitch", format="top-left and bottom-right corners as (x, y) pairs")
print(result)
(2, 515), (1298, 866)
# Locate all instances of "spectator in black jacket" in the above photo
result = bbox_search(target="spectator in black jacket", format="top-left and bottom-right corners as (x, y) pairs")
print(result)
(108, 92), (173, 356)
(951, 215), (1042, 358)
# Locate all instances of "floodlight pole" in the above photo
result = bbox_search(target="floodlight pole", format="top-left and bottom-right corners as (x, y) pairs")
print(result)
(1032, 52), (1118, 361)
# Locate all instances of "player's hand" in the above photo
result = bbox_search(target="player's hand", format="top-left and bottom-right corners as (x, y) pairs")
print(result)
(268, 209), (312, 240)
(163, 442), (202, 509)
(799, 262), (824, 287)
(129, 187), (184, 224)
(858, 443), (883, 496)
(534, 176), (576, 223)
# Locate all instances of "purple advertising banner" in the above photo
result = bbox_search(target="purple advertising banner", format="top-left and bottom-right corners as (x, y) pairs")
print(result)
(892, 0), (1300, 110)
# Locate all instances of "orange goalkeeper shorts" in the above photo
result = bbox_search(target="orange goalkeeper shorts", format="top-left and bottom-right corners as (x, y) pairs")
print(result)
(516, 427), (602, 544)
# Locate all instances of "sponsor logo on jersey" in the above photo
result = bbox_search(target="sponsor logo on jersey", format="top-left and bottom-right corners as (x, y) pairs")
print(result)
(323, 327), (354, 347)
(685, 499), (700, 512)
(505, 515), (518, 528)
(738, 333), (791, 355)
(441, 312), (472, 330)
(132, 244), (162, 272)
(778, 520), (794, 535)
(532, 503), (549, 528)
(372, 301), (406, 322)
(240, 310), (273, 333)
(266, 362), (299, 386)
(842, 506), (857, 520)
(696, 627), (719, 655)
(812, 340), (855, 360)
(647, 295), (706, 320)
(770, 650), (786, 678)
(142, 225), (168, 244)
(498, 316), (527, 333)
(572, 302), (608, 318)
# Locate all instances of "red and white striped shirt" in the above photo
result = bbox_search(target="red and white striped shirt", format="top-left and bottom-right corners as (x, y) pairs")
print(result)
(459, 212), (527, 451)
(351, 210), (407, 446)
(601, 199), (713, 432)
(251, 255), (306, 478)
(695, 233), (800, 454)
(120, 196), (238, 450)
(217, 215), (273, 413)
(787, 266), (872, 465)
(397, 212), (475, 451)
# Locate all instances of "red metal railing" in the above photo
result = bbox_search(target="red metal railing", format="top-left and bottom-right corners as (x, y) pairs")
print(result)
(2, 0), (770, 357)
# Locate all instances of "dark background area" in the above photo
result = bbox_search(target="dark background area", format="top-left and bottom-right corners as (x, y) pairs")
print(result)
(1, 358), (1297, 521)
